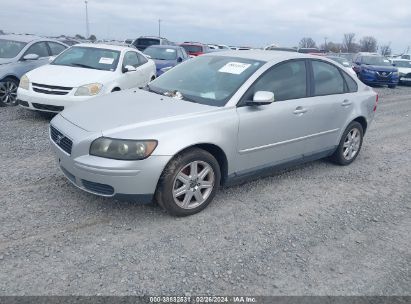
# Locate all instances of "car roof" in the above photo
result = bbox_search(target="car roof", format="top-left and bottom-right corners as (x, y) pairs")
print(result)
(181, 42), (205, 46)
(0, 34), (45, 43)
(144, 45), (181, 49)
(74, 43), (138, 52)
(204, 50), (318, 62)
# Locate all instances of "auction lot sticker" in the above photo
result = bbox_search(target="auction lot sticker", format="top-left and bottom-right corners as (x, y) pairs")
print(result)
(99, 57), (115, 64)
(219, 62), (251, 74)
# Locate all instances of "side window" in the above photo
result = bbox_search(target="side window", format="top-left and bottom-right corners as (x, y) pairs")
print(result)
(342, 72), (358, 93)
(244, 60), (307, 102)
(123, 52), (139, 68)
(24, 42), (49, 58)
(137, 53), (148, 65)
(48, 42), (67, 56)
(312, 60), (345, 96)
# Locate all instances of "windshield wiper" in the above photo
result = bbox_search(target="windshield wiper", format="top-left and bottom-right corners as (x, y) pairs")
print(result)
(71, 63), (100, 70)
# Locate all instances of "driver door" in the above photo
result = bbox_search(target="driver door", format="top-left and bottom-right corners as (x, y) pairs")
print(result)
(119, 51), (145, 89)
(235, 59), (311, 174)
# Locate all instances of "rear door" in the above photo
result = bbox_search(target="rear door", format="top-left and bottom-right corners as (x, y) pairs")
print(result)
(301, 59), (357, 155)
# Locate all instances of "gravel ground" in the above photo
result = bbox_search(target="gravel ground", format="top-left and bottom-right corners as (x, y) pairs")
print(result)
(0, 85), (410, 296)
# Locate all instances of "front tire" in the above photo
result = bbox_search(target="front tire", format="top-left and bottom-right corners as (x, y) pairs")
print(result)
(155, 148), (221, 216)
(388, 84), (396, 89)
(331, 121), (364, 165)
(0, 78), (19, 107)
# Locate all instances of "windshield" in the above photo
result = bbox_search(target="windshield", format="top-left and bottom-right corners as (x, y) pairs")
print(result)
(362, 56), (391, 66)
(149, 56), (265, 107)
(51, 46), (120, 71)
(144, 47), (177, 60)
(0, 39), (27, 58)
(181, 45), (203, 53)
(393, 61), (411, 68)
(135, 38), (160, 47)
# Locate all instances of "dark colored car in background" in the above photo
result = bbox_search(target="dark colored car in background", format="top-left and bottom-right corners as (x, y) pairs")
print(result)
(180, 42), (210, 56)
(143, 45), (189, 76)
(352, 53), (399, 88)
(132, 36), (173, 51)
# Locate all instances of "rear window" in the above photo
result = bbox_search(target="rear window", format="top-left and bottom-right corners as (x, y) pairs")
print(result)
(181, 45), (203, 53)
(135, 38), (160, 47)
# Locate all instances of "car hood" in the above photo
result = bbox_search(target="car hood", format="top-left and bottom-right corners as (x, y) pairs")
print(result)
(153, 59), (176, 70)
(26, 64), (114, 87)
(0, 58), (13, 65)
(398, 67), (411, 74)
(60, 89), (216, 133)
(362, 65), (397, 72)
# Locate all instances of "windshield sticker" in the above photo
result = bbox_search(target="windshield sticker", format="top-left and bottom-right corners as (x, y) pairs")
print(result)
(99, 57), (114, 64)
(165, 49), (176, 53)
(219, 62), (251, 74)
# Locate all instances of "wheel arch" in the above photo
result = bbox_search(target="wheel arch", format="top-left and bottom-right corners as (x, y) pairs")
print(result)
(352, 116), (368, 134)
(0, 74), (20, 83)
(162, 143), (229, 186)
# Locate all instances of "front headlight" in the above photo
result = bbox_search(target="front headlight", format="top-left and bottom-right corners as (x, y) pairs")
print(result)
(74, 83), (102, 96)
(19, 74), (29, 90)
(90, 137), (158, 160)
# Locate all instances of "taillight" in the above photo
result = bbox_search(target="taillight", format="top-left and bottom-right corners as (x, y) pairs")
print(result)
(373, 94), (378, 112)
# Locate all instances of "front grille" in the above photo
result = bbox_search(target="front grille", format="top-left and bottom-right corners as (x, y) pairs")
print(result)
(32, 103), (64, 112)
(17, 99), (29, 107)
(33, 88), (69, 95)
(376, 71), (392, 78)
(405, 73), (411, 78)
(32, 83), (72, 95)
(81, 180), (115, 196)
(50, 125), (73, 154)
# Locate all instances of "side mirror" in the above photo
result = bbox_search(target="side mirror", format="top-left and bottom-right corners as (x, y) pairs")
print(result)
(247, 91), (274, 106)
(23, 54), (39, 61)
(392, 63), (396, 66)
(123, 65), (137, 73)
(177, 57), (183, 63)
(48, 56), (56, 62)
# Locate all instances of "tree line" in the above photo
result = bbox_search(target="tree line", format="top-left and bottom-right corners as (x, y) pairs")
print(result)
(299, 33), (391, 55)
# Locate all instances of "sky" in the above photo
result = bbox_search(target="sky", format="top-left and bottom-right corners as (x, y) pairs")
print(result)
(0, 0), (410, 53)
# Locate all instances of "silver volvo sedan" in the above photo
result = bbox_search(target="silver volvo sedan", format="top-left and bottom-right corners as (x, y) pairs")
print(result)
(49, 51), (378, 216)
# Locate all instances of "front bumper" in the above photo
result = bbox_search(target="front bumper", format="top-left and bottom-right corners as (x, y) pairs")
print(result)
(50, 115), (172, 203)
(17, 88), (91, 113)
(360, 72), (399, 86)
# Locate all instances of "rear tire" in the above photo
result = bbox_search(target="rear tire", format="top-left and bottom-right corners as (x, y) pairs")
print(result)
(330, 121), (364, 166)
(0, 78), (19, 107)
(155, 148), (221, 216)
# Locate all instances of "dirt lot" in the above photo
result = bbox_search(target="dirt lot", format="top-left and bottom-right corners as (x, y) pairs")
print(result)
(0, 86), (410, 296)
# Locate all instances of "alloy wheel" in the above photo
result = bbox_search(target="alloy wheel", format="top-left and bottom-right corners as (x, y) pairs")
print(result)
(172, 160), (215, 209)
(0, 81), (18, 106)
(343, 128), (361, 160)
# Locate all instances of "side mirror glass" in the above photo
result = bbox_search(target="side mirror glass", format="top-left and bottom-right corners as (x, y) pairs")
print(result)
(123, 65), (137, 73)
(23, 54), (40, 61)
(247, 91), (274, 106)
(177, 57), (183, 63)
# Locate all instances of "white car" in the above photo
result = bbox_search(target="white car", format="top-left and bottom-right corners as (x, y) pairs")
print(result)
(389, 59), (411, 85)
(17, 43), (156, 112)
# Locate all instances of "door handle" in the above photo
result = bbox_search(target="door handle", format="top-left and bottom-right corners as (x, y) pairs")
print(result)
(293, 106), (307, 115)
(341, 99), (352, 106)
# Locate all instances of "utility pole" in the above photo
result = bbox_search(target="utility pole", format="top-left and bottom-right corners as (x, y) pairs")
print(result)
(85, 0), (90, 39)
(158, 19), (161, 37)
(324, 37), (328, 52)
